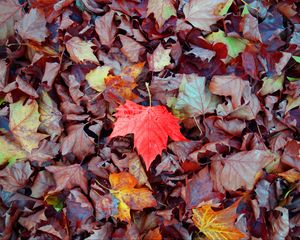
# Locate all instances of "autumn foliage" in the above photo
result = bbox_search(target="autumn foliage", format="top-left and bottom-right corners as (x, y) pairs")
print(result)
(0, 0), (300, 239)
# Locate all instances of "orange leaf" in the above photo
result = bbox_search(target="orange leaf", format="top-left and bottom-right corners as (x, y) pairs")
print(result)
(110, 101), (187, 169)
(109, 172), (156, 222)
(192, 200), (246, 240)
(104, 62), (144, 100)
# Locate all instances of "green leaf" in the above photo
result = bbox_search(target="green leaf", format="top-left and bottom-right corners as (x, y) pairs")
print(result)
(241, 5), (249, 16)
(219, 0), (234, 16)
(287, 76), (299, 82)
(45, 195), (64, 212)
(206, 30), (247, 58)
(259, 75), (284, 96)
(173, 74), (220, 117)
(0, 136), (27, 165)
(292, 56), (300, 63)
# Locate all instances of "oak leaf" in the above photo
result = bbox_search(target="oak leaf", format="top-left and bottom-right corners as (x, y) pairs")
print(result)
(147, 0), (176, 28)
(66, 37), (99, 64)
(46, 164), (88, 194)
(9, 98), (48, 153)
(110, 100), (187, 169)
(109, 172), (157, 222)
(192, 200), (246, 240)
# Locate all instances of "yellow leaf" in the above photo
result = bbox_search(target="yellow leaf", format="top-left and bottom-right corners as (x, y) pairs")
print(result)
(147, 44), (171, 72)
(0, 136), (27, 164)
(192, 200), (246, 240)
(9, 98), (48, 152)
(109, 172), (156, 222)
(86, 66), (111, 92)
(66, 37), (98, 64)
(278, 169), (300, 182)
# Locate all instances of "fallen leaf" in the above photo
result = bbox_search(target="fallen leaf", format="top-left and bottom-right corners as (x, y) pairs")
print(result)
(259, 75), (284, 96)
(119, 35), (145, 63)
(0, 136), (27, 164)
(144, 227), (162, 240)
(174, 74), (220, 117)
(86, 66), (111, 92)
(110, 100), (187, 169)
(147, 0), (176, 28)
(16, 8), (48, 42)
(95, 10), (117, 47)
(46, 164), (88, 194)
(213, 150), (275, 191)
(19, 209), (47, 232)
(209, 75), (246, 109)
(9, 98), (48, 153)
(61, 123), (101, 161)
(66, 37), (99, 64)
(206, 30), (247, 58)
(109, 172), (157, 222)
(281, 140), (300, 171)
(183, 0), (228, 31)
(0, 161), (33, 192)
(147, 43), (171, 72)
(38, 90), (62, 140)
(278, 169), (300, 182)
(270, 207), (289, 239)
(0, 0), (22, 43)
(192, 200), (246, 240)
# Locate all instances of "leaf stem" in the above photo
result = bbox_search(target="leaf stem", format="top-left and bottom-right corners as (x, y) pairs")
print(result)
(145, 82), (152, 107)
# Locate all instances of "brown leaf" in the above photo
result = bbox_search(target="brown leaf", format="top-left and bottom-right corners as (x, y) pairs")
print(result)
(281, 140), (300, 171)
(66, 37), (99, 64)
(16, 8), (48, 42)
(30, 170), (55, 198)
(209, 75), (246, 109)
(147, 43), (171, 72)
(0, 0), (22, 43)
(61, 123), (102, 161)
(147, 0), (176, 28)
(119, 35), (145, 63)
(0, 161), (33, 192)
(46, 164), (88, 194)
(95, 10), (117, 47)
(86, 223), (113, 240)
(213, 150), (275, 191)
(66, 188), (94, 231)
(18, 209), (47, 232)
(270, 207), (289, 239)
(182, 166), (213, 209)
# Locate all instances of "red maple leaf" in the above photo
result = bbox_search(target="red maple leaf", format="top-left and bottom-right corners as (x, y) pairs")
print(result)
(110, 101), (187, 169)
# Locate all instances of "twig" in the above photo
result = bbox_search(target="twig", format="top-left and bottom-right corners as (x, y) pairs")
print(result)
(145, 82), (152, 107)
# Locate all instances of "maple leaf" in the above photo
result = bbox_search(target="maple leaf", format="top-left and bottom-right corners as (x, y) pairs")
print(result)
(16, 8), (49, 42)
(46, 164), (88, 194)
(174, 74), (220, 117)
(212, 150), (275, 191)
(9, 98), (48, 153)
(147, 43), (171, 72)
(61, 123), (101, 161)
(0, 0), (22, 43)
(147, 0), (176, 28)
(0, 161), (33, 192)
(86, 66), (111, 92)
(119, 35), (145, 63)
(192, 200), (246, 240)
(110, 100), (187, 169)
(183, 0), (228, 31)
(0, 136), (27, 164)
(109, 172), (157, 222)
(66, 37), (99, 64)
(38, 90), (62, 140)
(95, 10), (117, 47)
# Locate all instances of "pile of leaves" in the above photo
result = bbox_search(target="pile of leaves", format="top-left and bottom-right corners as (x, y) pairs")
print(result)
(0, 0), (299, 239)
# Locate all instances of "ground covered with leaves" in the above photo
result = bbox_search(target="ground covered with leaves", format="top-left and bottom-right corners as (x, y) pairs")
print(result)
(0, 0), (299, 239)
